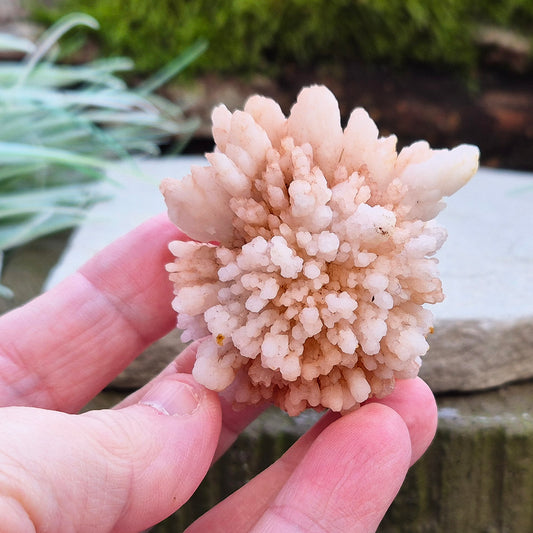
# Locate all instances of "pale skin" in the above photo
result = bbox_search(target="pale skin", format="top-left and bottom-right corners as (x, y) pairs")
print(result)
(0, 214), (438, 532)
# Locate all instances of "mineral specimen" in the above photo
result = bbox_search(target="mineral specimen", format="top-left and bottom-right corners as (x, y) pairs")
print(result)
(160, 85), (479, 415)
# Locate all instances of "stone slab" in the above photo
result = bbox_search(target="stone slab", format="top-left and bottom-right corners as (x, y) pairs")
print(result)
(421, 317), (533, 393)
(435, 166), (533, 321)
(44, 156), (205, 289)
(43, 158), (533, 393)
(423, 167), (533, 392)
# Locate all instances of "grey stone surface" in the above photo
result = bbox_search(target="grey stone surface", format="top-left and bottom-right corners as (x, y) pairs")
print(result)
(425, 167), (533, 392)
(381, 380), (533, 533)
(44, 156), (205, 290)
(44, 157), (202, 389)
(435, 167), (533, 322)
(43, 158), (533, 393)
(423, 317), (533, 393)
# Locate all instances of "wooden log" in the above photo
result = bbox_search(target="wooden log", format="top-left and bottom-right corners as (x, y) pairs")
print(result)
(385, 381), (533, 532)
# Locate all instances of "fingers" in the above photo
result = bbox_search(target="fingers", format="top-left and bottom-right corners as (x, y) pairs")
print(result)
(0, 214), (185, 412)
(116, 341), (269, 461)
(0, 375), (221, 533)
(173, 341), (270, 459)
(250, 404), (411, 532)
(368, 377), (437, 465)
(187, 377), (436, 532)
(189, 405), (411, 533)
(186, 410), (339, 533)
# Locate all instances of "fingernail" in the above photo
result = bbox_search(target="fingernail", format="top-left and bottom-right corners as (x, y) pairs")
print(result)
(139, 378), (200, 416)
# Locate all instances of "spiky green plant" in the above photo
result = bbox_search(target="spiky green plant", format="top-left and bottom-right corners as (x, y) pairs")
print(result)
(0, 13), (206, 298)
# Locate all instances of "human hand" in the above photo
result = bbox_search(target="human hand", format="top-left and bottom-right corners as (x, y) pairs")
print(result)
(0, 215), (437, 532)
(186, 377), (436, 533)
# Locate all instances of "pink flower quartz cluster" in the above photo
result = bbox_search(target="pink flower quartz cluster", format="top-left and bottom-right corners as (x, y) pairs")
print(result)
(160, 85), (479, 416)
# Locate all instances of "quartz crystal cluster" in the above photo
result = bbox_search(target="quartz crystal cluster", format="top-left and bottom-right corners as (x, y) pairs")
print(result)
(160, 85), (479, 415)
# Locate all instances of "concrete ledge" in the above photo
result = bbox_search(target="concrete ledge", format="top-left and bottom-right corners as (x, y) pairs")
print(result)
(44, 157), (533, 393)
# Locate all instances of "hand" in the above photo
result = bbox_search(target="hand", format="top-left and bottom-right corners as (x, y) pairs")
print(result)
(0, 215), (437, 532)
(187, 378), (436, 533)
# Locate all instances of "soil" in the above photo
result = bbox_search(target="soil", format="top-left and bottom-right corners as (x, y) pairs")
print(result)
(177, 62), (533, 172)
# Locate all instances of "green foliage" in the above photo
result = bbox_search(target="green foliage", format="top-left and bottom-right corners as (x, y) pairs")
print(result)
(32, 0), (280, 74)
(31, 0), (533, 76)
(0, 13), (203, 297)
(471, 0), (533, 31)
(272, 0), (475, 69)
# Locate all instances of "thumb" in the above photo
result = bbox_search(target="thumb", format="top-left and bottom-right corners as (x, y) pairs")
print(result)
(0, 375), (221, 533)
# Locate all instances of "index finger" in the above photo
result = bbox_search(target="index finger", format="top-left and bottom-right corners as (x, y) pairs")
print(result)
(0, 214), (185, 412)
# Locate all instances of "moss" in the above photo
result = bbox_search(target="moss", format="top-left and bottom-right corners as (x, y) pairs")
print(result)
(33, 0), (533, 74)
(30, 0), (281, 74)
(29, 0), (533, 77)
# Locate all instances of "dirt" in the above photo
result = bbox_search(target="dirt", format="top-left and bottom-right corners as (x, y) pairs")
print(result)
(176, 62), (533, 172)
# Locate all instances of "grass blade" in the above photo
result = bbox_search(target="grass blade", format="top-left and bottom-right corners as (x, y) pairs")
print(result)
(137, 39), (208, 95)
(1, 12), (201, 297)
(17, 13), (99, 87)
(0, 33), (36, 53)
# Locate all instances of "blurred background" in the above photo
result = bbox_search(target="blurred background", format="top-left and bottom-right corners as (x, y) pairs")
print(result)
(5, 0), (533, 169)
